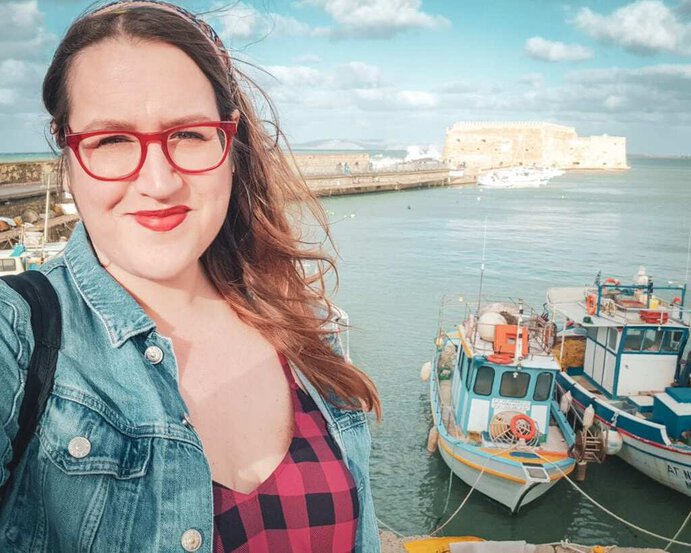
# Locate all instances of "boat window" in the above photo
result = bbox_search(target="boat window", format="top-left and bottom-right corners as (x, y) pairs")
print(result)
(607, 328), (617, 350)
(662, 330), (684, 353)
(1, 259), (16, 271)
(465, 358), (472, 390)
(533, 372), (553, 401)
(641, 329), (663, 352)
(473, 365), (494, 396)
(499, 371), (530, 398)
(586, 327), (597, 342)
(623, 329), (644, 351)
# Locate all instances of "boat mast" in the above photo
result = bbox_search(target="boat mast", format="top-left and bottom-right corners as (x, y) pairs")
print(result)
(473, 219), (488, 344)
(41, 166), (51, 262)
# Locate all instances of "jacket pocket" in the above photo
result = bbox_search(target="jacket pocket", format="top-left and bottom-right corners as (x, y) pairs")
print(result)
(38, 393), (152, 479)
(6, 393), (155, 552)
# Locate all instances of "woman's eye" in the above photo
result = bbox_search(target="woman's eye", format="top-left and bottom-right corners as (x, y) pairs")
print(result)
(172, 131), (205, 141)
(96, 135), (134, 147)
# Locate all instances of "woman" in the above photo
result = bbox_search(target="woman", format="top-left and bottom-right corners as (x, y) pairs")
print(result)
(0, 1), (381, 552)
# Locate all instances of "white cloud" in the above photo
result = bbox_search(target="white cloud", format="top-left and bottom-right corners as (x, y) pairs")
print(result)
(299, 0), (450, 38)
(395, 90), (437, 108)
(333, 61), (382, 88)
(264, 65), (326, 88)
(524, 36), (593, 62)
(518, 73), (545, 88)
(213, 2), (326, 43)
(0, 89), (16, 105)
(0, 0), (55, 60)
(573, 0), (691, 56)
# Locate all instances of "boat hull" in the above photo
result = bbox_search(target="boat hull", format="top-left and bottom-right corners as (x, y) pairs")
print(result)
(557, 372), (691, 496)
(436, 435), (561, 513)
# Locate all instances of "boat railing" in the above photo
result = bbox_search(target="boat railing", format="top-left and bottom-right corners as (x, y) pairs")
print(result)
(584, 281), (688, 325)
(436, 295), (557, 357)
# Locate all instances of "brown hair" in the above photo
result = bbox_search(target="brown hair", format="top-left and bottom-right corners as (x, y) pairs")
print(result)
(43, 3), (381, 419)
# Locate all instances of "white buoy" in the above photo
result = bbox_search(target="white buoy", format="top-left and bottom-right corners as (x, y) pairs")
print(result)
(560, 391), (573, 414)
(477, 311), (507, 342)
(604, 429), (623, 455)
(583, 404), (595, 430)
(426, 426), (439, 453)
(420, 361), (432, 382)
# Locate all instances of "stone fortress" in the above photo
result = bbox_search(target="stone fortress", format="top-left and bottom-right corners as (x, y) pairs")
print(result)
(442, 121), (627, 171)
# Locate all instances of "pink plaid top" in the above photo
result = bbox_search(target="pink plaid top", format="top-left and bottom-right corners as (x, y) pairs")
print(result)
(212, 355), (359, 552)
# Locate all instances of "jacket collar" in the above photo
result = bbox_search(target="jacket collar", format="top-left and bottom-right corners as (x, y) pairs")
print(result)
(63, 223), (155, 347)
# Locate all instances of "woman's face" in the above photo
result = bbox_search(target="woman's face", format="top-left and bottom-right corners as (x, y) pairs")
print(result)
(66, 38), (233, 283)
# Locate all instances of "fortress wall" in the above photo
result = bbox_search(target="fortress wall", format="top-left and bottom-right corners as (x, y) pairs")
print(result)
(0, 160), (57, 185)
(289, 153), (371, 175)
(442, 122), (626, 170)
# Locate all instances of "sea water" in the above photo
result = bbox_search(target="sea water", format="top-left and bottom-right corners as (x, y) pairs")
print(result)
(323, 158), (691, 550)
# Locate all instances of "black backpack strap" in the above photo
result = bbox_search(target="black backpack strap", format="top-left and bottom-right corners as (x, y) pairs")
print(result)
(0, 271), (61, 500)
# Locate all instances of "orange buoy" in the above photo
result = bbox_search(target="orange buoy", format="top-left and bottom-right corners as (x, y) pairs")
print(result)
(586, 294), (597, 315)
(640, 310), (669, 324)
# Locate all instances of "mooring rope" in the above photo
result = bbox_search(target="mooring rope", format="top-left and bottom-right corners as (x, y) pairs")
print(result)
(534, 451), (691, 548)
(665, 509), (691, 551)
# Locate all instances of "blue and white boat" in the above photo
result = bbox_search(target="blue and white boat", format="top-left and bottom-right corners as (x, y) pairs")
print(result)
(427, 298), (577, 513)
(548, 269), (691, 496)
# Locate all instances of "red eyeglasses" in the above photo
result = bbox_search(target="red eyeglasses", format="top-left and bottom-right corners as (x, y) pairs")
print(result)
(65, 121), (238, 181)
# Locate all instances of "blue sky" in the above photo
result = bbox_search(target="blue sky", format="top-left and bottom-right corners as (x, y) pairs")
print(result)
(2, 0), (691, 154)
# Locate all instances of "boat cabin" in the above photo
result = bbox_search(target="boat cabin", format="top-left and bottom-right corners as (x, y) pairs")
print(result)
(445, 302), (562, 444)
(548, 275), (689, 401)
(0, 247), (25, 277)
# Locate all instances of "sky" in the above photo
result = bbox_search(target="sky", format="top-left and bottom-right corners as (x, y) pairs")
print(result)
(1, 0), (691, 155)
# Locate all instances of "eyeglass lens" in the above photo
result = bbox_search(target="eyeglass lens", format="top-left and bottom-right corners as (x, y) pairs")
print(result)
(78, 125), (228, 179)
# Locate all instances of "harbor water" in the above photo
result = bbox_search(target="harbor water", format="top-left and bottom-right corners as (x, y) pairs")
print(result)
(322, 158), (691, 550)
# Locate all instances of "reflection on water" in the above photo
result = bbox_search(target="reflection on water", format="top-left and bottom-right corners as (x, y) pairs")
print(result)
(324, 158), (691, 548)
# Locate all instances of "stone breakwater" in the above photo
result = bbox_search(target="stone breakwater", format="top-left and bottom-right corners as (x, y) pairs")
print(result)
(0, 159), (57, 185)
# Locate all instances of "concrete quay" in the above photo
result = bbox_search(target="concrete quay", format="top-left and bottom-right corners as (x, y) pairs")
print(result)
(308, 168), (472, 196)
(380, 532), (665, 553)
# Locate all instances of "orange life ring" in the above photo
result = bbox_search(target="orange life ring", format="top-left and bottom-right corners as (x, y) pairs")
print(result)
(604, 277), (620, 286)
(487, 353), (513, 364)
(585, 294), (597, 315)
(510, 414), (537, 441)
(672, 296), (682, 305)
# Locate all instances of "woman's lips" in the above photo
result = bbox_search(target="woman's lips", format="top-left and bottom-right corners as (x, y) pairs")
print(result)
(133, 206), (190, 232)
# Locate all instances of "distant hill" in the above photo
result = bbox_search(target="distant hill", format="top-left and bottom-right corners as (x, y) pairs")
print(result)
(293, 138), (392, 151)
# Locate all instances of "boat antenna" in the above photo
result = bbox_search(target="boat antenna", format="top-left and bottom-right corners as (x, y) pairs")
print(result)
(476, 217), (488, 315)
(472, 218), (488, 345)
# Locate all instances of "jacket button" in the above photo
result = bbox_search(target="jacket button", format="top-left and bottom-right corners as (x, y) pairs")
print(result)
(144, 345), (164, 364)
(181, 413), (194, 429)
(181, 529), (202, 551)
(67, 436), (91, 459)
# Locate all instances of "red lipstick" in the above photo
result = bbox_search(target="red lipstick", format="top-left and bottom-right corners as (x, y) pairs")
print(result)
(134, 206), (190, 232)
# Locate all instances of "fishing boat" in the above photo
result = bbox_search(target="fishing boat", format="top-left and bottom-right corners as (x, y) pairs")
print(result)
(476, 167), (561, 189)
(0, 232), (67, 277)
(548, 269), (691, 496)
(426, 297), (577, 513)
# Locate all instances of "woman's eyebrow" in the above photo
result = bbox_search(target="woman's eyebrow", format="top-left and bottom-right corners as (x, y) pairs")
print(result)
(78, 114), (216, 132)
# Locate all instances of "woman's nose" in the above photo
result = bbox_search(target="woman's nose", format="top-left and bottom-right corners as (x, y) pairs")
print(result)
(132, 142), (184, 199)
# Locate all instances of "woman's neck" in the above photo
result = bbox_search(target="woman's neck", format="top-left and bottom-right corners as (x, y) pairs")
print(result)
(107, 262), (225, 337)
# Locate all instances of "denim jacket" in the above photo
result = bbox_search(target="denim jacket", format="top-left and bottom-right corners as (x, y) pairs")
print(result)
(0, 223), (380, 553)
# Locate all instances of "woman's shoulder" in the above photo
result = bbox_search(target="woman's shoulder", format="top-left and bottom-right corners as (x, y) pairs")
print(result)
(0, 276), (35, 369)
